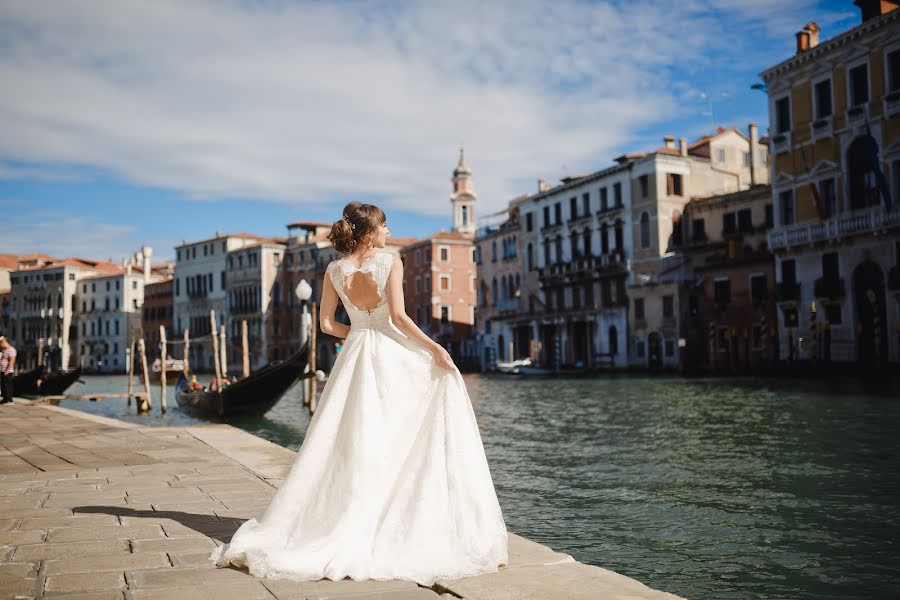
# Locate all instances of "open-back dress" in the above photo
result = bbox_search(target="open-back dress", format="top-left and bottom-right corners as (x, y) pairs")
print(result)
(210, 250), (508, 585)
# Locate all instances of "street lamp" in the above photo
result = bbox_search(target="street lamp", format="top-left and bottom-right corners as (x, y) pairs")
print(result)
(295, 279), (313, 405)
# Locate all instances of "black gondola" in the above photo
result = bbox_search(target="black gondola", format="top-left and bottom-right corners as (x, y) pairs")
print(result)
(12, 367), (83, 397)
(175, 340), (309, 418)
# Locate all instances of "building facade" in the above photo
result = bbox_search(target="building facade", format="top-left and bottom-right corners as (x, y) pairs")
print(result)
(142, 278), (174, 362)
(761, 3), (900, 368)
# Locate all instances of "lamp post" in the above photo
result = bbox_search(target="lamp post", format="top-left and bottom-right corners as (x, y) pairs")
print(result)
(295, 280), (312, 405)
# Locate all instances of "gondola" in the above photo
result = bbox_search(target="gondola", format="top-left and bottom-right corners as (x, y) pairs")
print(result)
(175, 340), (309, 418)
(12, 367), (83, 397)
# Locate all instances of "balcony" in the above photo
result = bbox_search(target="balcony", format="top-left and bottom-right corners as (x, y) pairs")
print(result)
(810, 116), (833, 141)
(814, 276), (845, 300)
(768, 207), (900, 251)
(885, 91), (900, 118)
(775, 282), (801, 303)
(771, 131), (791, 155)
(596, 203), (624, 218)
(846, 104), (867, 127)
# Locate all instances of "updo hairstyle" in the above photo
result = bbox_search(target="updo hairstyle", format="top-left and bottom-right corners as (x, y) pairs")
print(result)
(328, 202), (386, 255)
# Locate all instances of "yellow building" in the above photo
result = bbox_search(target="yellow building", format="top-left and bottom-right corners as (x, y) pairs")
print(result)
(760, 1), (900, 367)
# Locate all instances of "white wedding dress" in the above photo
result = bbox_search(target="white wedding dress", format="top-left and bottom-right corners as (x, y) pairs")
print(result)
(211, 250), (509, 586)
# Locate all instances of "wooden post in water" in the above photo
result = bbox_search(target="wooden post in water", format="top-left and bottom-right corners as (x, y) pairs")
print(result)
(308, 302), (318, 413)
(137, 338), (152, 412)
(183, 329), (190, 377)
(219, 325), (228, 378)
(209, 310), (224, 416)
(127, 330), (135, 406)
(241, 320), (250, 378)
(37, 339), (45, 369)
(159, 325), (168, 414)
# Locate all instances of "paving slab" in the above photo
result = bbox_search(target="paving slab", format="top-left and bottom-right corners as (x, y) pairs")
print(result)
(0, 401), (686, 600)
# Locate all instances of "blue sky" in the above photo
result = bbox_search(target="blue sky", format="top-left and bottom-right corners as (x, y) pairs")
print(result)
(0, 0), (859, 262)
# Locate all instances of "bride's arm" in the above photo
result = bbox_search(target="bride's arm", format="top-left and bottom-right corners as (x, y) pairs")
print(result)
(319, 268), (351, 339)
(386, 254), (455, 370)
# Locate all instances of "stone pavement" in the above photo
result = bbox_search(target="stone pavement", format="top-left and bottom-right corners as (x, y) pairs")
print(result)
(0, 400), (685, 600)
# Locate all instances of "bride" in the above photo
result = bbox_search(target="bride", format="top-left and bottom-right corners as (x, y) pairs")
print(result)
(211, 201), (509, 586)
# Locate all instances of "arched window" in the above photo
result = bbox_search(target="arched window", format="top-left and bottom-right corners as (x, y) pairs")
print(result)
(640, 212), (651, 248)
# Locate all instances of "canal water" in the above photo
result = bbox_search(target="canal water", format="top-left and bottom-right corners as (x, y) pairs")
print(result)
(54, 373), (899, 599)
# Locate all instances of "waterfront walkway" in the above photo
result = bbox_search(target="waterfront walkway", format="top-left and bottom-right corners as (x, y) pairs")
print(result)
(0, 400), (684, 600)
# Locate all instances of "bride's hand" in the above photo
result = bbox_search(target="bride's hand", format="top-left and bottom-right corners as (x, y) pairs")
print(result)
(431, 345), (455, 370)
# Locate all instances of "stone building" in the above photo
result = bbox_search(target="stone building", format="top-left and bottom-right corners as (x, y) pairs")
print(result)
(173, 233), (265, 371)
(680, 185), (777, 373)
(628, 125), (769, 369)
(142, 278), (174, 362)
(761, 2), (900, 368)
(7, 257), (119, 371)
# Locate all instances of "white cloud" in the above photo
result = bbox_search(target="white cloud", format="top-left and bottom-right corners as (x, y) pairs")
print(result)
(0, 0), (849, 217)
(2, 209), (174, 263)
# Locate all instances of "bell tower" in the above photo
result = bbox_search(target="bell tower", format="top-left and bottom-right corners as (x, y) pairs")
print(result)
(450, 148), (476, 237)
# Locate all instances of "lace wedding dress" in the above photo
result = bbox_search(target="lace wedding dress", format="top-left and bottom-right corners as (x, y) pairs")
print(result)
(211, 250), (509, 585)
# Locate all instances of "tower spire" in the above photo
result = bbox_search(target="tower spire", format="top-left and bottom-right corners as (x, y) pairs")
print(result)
(450, 148), (476, 237)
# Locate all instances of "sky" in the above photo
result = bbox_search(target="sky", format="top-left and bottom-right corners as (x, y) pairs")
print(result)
(0, 0), (860, 262)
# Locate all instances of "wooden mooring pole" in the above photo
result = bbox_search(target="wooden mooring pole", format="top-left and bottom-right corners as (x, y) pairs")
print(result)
(137, 337), (152, 413)
(127, 331), (135, 407)
(183, 329), (190, 377)
(159, 325), (167, 414)
(241, 320), (250, 378)
(210, 310), (224, 415)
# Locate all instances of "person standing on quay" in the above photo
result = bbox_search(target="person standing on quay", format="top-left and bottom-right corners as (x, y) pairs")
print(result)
(0, 336), (17, 404)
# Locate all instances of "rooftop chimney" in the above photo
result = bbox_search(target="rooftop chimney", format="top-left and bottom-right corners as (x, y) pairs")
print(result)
(679, 138), (688, 157)
(537, 179), (551, 193)
(748, 123), (760, 186)
(142, 245), (152, 286)
(854, 0), (899, 21)
(795, 22), (820, 54)
(663, 135), (676, 149)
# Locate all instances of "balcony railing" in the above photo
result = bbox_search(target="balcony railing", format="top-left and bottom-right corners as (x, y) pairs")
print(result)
(814, 276), (845, 300)
(847, 104), (867, 126)
(810, 116), (833, 141)
(772, 131), (791, 155)
(775, 282), (801, 303)
(768, 207), (900, 250)
(538, 252), (627, 280)
(885, 91), (900, 118)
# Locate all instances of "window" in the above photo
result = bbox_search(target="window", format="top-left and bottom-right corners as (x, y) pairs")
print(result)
(750, 274), (767, 303)
(639, 175), (649, 199)
(849, 63), (869, 106)
(582, 193), (590, 216)
(106, 281), (110, 291)
(461, 205), (469, 226)
(782, 259), (797, 285)
(570, 197), (577, 219)
(820, 178), (837, 218)
(692, 218), (706, 242)
(600, 224), (609, 254)
(715, 147), (726, 163)
(440, 274), (450, 291)
(525, 212), (533, 232)
(779, 189), (795, 225)
(666, 173), (683, 196)
(613, 182), (622, 206)
(543, 206), (551, 227)
(636, 340), (645, 358)
(176, 249), (181, 261)
(527, 243), (534, 270)
(664, 339), (675, 358)
(634, 298), (645, 320)
(608, 326), (618, 355)
(600, 187), (608, 210)
(471, 248), (476, 263)
(714, 279), (731, 305)
(554, 202), (562, 224)
(737, 209), (752, 232)
(765, 204), (774, 229)
(491, 241), (497, 262)
(814, 79), (833, 118)
(203, 245), (208, 257)
(440, 305), (450, 323)
(132, 280), (137, 290)
(889, 49), (900, 93)
(221, 271), (226, 290)
(640, 212), (650, 248)
(775, 96), (791, 133)
(822, 252), (839, 280)
(723, 212), (737, 235)
(662, 295), (674, 318)
(743, 151), (751, 168)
